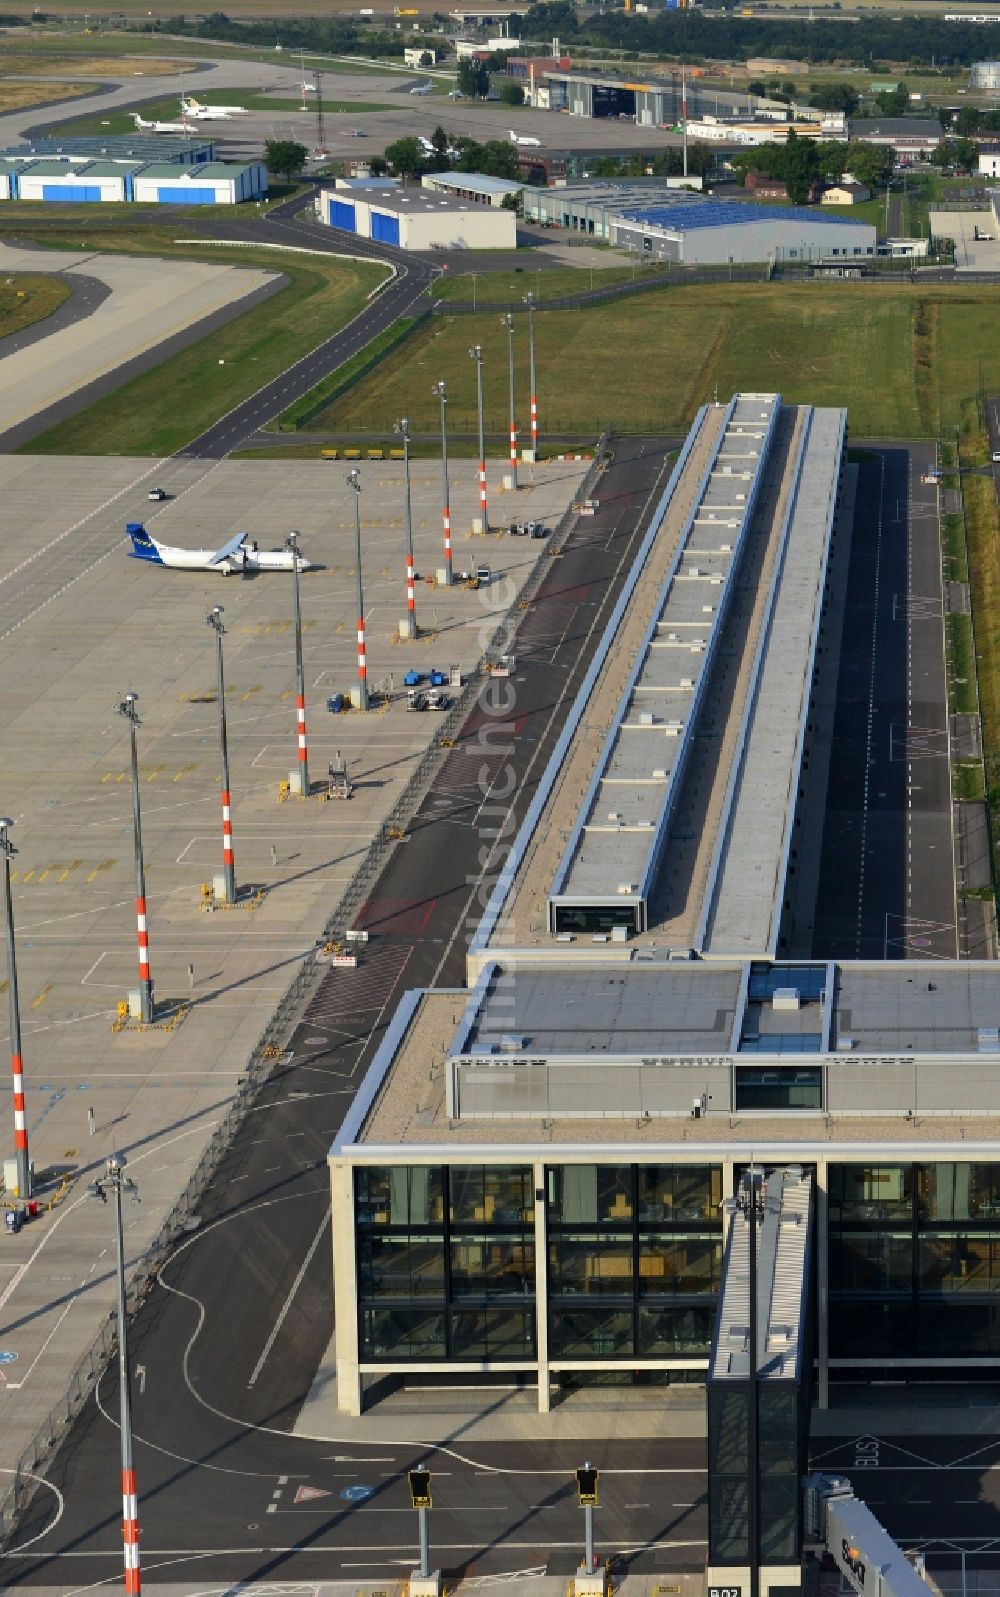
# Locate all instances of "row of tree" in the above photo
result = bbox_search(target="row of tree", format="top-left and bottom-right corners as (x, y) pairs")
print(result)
(384, 127), (522, 184)
(505, 0), (1000, 69)
(729, 131), (893, 202)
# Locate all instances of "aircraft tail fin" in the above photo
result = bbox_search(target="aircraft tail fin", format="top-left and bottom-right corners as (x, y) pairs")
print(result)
(126, 523), (163, 564)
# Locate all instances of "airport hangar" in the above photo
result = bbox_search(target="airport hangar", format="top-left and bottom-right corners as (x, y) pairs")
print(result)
(320, 183), (516, 249)
(0, 136), (266, 205)
(328, 393), (995, 1417)
(523, 186), (875, 262)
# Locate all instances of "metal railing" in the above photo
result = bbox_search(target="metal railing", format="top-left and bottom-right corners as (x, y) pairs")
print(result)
(0, 433), (610, 1552)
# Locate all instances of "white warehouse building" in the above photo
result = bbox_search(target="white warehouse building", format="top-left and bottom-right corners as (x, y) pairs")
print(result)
(611, 199), (876, 266)
(0, 152), (265, 205)
(321, 185), (516, 250)
(421, 170), (523, 207)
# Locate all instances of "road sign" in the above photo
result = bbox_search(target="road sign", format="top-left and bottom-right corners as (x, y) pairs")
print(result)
(295, 1485), (332, 1504)
(341, 1484), (375, 1502)
(408, 1469), (432, 1509)
(0, 1352), (18, 1364)
(576, 1466), (599, 1506)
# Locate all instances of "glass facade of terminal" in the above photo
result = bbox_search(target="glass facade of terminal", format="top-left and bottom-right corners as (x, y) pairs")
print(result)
(830, 1163), (1000, 1359)
(354, 1163), (724, 1363)
(347, 1157), (1000, 1388)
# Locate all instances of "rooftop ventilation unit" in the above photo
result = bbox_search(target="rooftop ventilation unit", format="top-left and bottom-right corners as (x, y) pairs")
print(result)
(497, 1034), (527, 1051)
(617, 882), (637, 894)
(640, 712), (656, 726)
(979, 1027), (1000, 1053)
(607, 810), (623, 822)
(773, 988), (801, 1011)
(837, 1035), (857, 1051)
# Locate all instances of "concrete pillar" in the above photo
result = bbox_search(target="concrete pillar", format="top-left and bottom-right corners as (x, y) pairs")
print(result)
(534, 1158), (550, 1412)
(330, 1159), (362, 1416)
(816, 1157), (829, 1410)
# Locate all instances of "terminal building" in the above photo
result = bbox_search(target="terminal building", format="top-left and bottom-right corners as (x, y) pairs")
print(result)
(326, 394), (999, 1417)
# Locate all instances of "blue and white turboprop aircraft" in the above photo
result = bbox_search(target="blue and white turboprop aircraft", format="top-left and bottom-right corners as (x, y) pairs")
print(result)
(127, 524), (312, 574)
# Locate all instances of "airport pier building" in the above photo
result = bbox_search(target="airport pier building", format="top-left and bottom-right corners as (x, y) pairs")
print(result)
(327, 397), (993, 1414)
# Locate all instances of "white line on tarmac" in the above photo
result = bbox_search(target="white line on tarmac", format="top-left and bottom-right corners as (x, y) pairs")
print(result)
(246, 1203), (333, 1390)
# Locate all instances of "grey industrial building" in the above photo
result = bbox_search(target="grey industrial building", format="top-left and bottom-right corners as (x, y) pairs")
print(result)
(522, 180), (704, 240)
(611, 199), (875, 265)
(325, 394), (995, 1427)
(543, 67), (798, 128)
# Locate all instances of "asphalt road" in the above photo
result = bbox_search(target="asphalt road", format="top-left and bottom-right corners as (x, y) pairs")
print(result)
(0, 439), (700, 1590)
(811, 1429), (1000, 1555)
(811, 444), (957, 960)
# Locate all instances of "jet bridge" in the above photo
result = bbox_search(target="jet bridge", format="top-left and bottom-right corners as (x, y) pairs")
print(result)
(804, 1475), (934, 1597)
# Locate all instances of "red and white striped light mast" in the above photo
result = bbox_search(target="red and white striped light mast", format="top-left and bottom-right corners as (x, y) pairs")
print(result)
(432, 380), (453, 587)
(0, 817), (31, 1200)
(347, 470), (369, 711)
(206, 606), (236, 903)
(117, 693), (154, 1023)
(523, 291), (539, 459)
(469, 343), (488, 533)
(285, 532), (310, 793)
(501, 312), (518, 490)
(88, 1151), (142, 1597)
(395, 416), (418, 635)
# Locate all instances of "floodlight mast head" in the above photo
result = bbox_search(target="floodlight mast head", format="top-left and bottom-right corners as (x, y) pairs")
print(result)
(432, 379), (447, 403)
(347, 468), (361, 493)
(207, 605), (225, 635)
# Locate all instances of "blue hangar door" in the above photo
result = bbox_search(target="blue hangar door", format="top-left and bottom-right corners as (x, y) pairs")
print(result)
(328, 198), (356, 232)
(370, 210), (400, 246)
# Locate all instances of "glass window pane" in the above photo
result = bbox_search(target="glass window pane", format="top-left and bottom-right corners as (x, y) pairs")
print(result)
(830, 1233), (911, 1295)
(640, 1235), (722, 1295)
(920, 1235), (991, 1294)
(449, 1167), (484, 1223)
(450, 1308), (535, 1358)
(550, 1234), (633, 1295)
(829, 1165), (912, 1223)
(355, 1166), (444, 1227)
(921, 1164), (1000, 1222)
(550, 1307), (634, 1357)
(485, 1167), (534, 1224)
(362, 1307), (446, 1359)
(546, 1167), (632, 1223)
(450, 1236), (535, 1298)
(358, 1234), (445, 1299)
(638, 1304), (714, 1354)
(638, 1165), (722, 1223)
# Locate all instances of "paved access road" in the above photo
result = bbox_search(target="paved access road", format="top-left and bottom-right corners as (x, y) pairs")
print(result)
(0, 440), (710, 1591)
(812, 444), (957, 960)
(811, 1429), (1000, 1555)
(181, 191), (438, 458)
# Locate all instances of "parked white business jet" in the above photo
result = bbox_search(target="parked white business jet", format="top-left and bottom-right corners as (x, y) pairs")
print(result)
(131, 110), (191, 134)
(509, 128), (541, 147)
(127, 524), (312, 574)
(410, 80), (433, 95)
(182, 96), (250, 119)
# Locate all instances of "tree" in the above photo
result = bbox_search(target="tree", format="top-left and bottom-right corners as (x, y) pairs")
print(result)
(808, 81), (859, 114)
(263, 138), (309, 180)
(874, 83), (909, 115)
(954, 135), (977, 171)
(369, 155), (389, 176)
(784, 128), (820, 204)
(455, 137), (520, 178)
(499, 79), (524, 106)
(384, 135), (427, 177)
(746, 78), (766, 96)
(418, 49), (433, 66)
(846, 139), (894, 190)
(457, 55), (490, 97)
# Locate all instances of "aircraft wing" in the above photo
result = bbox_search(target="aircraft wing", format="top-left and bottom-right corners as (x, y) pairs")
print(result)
(207, 532), (248, 567)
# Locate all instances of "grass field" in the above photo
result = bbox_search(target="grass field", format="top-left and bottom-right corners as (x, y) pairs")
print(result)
(1, 47), (198, 74)
(0, 79), (92, 111)
(433, 263), (666, 304)
(17, 231), (384, 456)
(1, 34), (433, 74)
(959, 452), (1000, 872)
(49, 91), (396, 136)
(0, 274), (72, 340)
(300, 282), (1000, 439)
